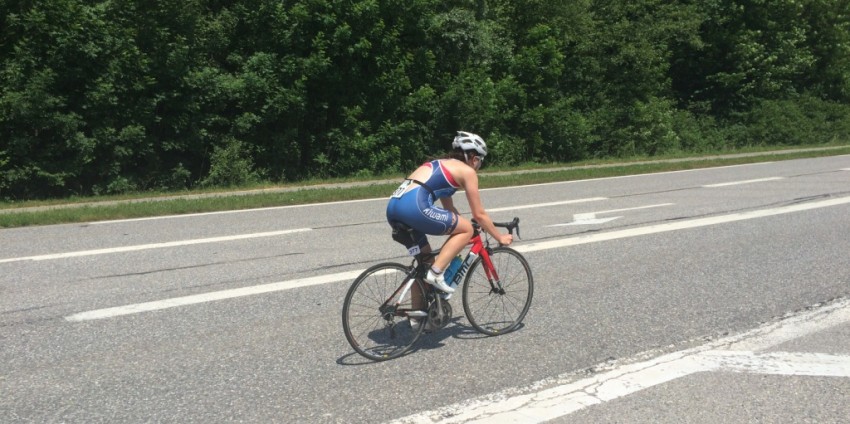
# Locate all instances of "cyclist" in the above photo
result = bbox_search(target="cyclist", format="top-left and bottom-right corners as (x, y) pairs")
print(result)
(386, 131), (513, 297)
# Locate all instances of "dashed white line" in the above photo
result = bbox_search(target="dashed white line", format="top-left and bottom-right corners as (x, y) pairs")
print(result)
(4, 198), (604, 263)
(0, 228), (312, 263)
(702, 177), (785, 187)
(64, 269), (362, 321)
(64, 195), (850, 321)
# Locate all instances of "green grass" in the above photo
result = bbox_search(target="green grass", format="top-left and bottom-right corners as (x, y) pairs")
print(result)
(2, 144), (849, 228)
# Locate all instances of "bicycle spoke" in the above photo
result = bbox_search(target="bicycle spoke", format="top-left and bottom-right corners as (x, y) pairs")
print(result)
(342, 263), (425, 361)
(462, 247), (533, 336)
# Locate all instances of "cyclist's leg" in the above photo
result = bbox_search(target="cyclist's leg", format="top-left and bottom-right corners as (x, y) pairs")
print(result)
(411, 243), (432, 310)
(388, 220), (432, 310)
(432, 215), (472, 271)
(389, 194), (469, 287)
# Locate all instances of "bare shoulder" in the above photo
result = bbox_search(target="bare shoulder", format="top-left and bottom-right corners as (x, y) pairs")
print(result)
(440, 159), (474, 187)
(407, 162), (434, 181)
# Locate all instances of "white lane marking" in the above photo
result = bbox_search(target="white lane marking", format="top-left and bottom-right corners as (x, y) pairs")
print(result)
(64, 269), (363, 321)
(699, 351), (850, 377)
(489, 197), (606, 213)
(0, 228), (312, 263)
(548, 203), (674, 227)
(7, 198), (601, 263)
(591, 202), (675, 215)
(702, 177), (785, 187)
(64, 195), (850, 321)
(552, 214), (621, 226)
(387, 298), (850, 424)
(518, 195), (850, 253)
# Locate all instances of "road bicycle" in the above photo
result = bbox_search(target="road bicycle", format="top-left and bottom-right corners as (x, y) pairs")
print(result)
(342, 217), (533, 361)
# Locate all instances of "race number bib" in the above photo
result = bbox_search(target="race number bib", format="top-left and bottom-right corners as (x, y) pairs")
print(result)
(391, 180), (412, 198)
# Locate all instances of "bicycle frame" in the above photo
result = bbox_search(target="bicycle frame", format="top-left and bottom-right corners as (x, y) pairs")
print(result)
(380, 220), (513, 320)
(342, 216), (528, 360)
(449, 231), (504, 294)
(378, 267), (421, 319)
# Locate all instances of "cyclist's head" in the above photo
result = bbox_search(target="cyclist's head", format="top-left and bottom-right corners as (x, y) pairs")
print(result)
(452, 131), (487, 157)
(452, 131), (487, 169)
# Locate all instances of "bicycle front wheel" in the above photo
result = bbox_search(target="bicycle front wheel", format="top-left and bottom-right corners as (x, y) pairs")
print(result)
(342, 263), (426, 361)
(462, 247), (533, 336)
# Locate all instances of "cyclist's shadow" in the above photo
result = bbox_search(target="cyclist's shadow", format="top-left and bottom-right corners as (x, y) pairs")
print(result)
(408, 316), (526, 353)
(336, 318), (526, 365)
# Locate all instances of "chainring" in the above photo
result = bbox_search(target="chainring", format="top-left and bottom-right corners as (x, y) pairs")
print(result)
(427, 299), (453, 330)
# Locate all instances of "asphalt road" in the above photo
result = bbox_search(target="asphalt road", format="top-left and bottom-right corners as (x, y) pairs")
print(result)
(2, 155), (849, 423)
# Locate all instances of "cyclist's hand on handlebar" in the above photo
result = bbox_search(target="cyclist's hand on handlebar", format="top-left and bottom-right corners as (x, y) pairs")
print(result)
(496, 233), (513, 246)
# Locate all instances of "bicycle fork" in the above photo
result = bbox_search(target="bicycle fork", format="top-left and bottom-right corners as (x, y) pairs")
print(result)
(481, 252), (506, 295)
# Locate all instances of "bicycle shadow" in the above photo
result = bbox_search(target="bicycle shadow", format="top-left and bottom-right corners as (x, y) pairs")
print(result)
(336, 317), (526, 365)
(415, 318), (526, 347)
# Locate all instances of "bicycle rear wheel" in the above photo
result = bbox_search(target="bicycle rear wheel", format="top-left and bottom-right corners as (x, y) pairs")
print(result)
(462, 247), (533, 336)
(342, 263), (427, 361)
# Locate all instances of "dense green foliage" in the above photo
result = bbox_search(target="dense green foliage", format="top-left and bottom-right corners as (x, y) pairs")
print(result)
(2, 0), (849, 199)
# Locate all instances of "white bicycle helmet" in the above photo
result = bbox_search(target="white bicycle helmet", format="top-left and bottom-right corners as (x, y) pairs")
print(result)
(451, 131), (488, 157)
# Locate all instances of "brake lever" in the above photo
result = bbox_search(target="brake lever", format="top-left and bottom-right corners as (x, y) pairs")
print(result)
(508, 217), (521, 240)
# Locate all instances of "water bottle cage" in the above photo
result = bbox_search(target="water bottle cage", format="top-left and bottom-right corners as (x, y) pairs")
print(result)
(443, 256), (463, 287)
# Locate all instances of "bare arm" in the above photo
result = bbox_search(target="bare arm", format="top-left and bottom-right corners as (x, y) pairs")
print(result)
(462, 171), (513, 245)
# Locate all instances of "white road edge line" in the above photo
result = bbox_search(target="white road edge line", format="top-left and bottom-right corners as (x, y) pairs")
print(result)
(90, 199), (380, 224)
(702, 176), (785, 187)
(89, 161), (776, 224)
(63, 195), (850, 322)
(386, 298), (850, 424)
(91, 197), (607, 224)
(483, 161), (777, 193)
(0, 228), (312, 263)
(698, 351), (850, 377)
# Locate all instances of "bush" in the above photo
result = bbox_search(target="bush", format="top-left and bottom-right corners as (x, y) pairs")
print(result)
(200, 138), (263, 187)
(160, 163), (192, 191)
(672, 109), (728, 153)
(740, 96), (850, 146)
(487, 132), (527, 166)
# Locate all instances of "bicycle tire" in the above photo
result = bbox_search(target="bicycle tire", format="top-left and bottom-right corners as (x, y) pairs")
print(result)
(342, 262), (427, 361)
(462, 247), (533, 336)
